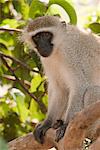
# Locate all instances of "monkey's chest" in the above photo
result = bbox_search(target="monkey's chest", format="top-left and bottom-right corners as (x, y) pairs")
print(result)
(44, 61), (74, 89)
(41, 53), (75, 89)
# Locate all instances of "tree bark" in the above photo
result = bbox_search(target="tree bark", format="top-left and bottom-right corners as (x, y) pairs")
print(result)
(8, 130), (57, 150)
(8, 101), (100, 150)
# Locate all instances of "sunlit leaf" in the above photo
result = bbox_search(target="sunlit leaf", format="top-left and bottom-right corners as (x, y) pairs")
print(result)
(10, 88), (29, 122)
(0, 19), (19, 28)
(88, 22), (100, 34)
(12, 0), (29, 19)
(30, 74), (43, 92)
(29, 0), (46, 18)
(29, 99), (45, 120)
(0, 33), (14, 49)
(46, 4), (70, 22)
(48, 0), (77, 24)
(42, 94), (48, 107)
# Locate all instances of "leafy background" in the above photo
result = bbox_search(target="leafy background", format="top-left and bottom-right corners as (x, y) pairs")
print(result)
(0, 0), (100, 149)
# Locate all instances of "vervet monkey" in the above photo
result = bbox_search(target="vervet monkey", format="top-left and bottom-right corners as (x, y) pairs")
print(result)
(22, 16), (100, 143)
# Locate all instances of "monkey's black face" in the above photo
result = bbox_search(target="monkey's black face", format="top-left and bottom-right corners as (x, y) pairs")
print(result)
(32, 32), (53, 57)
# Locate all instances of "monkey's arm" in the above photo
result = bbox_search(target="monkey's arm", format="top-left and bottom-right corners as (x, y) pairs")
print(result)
(34, 82), (69, 143)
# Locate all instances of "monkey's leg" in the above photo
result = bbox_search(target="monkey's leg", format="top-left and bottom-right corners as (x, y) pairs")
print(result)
(55, 85), (87, 142)
(34, 84), (69, 143)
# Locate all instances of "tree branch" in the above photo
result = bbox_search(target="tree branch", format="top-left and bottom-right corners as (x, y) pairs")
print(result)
(62, 101), (100, 150)
(8, 130), (57, 150)
(2, 74), (31, 89)
(8, 101), (100, 150)
(0, 27), (23, 32)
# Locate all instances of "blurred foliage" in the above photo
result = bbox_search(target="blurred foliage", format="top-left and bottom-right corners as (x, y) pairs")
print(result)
(0, 137), (8, 150)
(0, 0), (100, 144)
(84, 10), (100, 34)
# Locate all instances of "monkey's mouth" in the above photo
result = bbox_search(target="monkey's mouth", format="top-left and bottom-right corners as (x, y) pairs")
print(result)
(32, 31), (53, 57)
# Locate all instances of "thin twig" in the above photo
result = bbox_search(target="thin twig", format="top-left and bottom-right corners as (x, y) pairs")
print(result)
(1, 56), (47, 114)
(0, 52), (40, 74)
(2, 74), (31, 88)
(0, 27), (23, 32)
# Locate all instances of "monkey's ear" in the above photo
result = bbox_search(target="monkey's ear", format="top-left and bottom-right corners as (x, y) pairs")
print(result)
(32, 32), (53, 57)
(61, 21), (66, 27)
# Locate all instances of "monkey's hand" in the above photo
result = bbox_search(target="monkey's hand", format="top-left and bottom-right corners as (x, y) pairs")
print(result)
(33, 119), (52, 144)
(55, 123), (67, 142)
(33, 123), (45, 144)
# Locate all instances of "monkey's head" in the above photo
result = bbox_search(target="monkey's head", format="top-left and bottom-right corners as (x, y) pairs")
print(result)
(22, 16), (66, 57)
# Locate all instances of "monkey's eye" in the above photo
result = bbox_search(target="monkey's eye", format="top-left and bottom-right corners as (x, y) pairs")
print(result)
(32, 32), (53, 57)
(33, 32), (53, 42)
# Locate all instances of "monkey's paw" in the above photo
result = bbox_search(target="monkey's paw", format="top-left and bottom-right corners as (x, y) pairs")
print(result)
(33, 123), (46, 144)
(55, 123), (67, 142)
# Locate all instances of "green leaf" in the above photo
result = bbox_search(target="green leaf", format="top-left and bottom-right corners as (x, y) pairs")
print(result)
(12, 0), (29, 19)
(29, 99), (45, 120)
(42, 94), (48, 107)
(38, 80), (45, 92)
(48, 0), (77, 24)
(46, 4), (69, 21)
(0, 0), (5, 3)
(29, 0), (46, 19)
(0, 32), (14, 49)
(20, 1), (29, 19)
(0, 137), (8, 150)
(30, 74), (43, 92)
(88, 23), (100, 34)
(0, 19), (19, 28)
(0, 102), (10, 117)
(10, 88), (29, 122)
